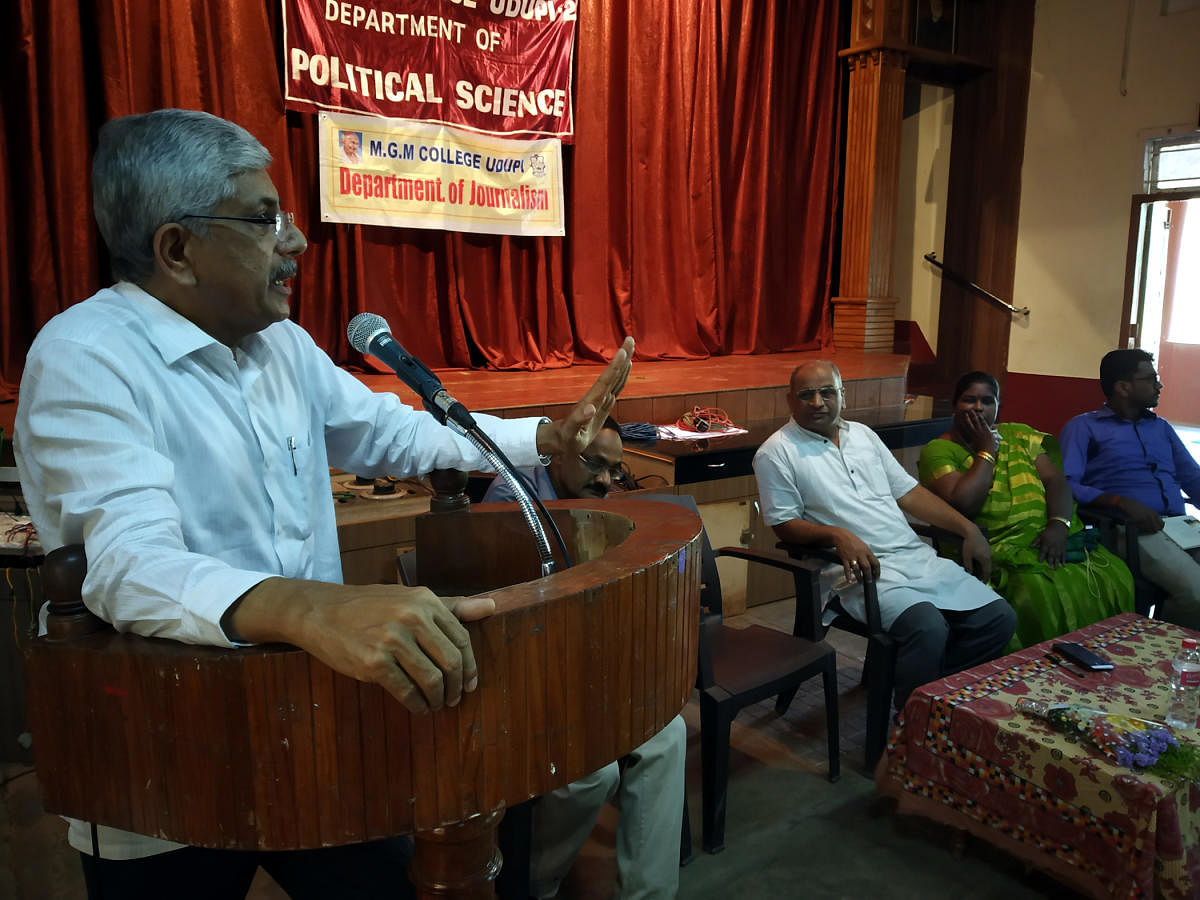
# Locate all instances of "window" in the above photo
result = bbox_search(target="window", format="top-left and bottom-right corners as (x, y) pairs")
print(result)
(1145, 135), (1200, 192)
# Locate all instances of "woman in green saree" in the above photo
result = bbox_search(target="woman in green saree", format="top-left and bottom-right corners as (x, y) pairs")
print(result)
(919, 372), (1133, 650)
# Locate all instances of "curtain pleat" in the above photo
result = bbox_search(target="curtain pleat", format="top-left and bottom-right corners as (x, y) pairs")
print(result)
(0, 0), (840, 395)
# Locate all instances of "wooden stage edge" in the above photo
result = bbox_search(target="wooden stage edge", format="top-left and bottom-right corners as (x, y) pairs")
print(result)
(357, 349), (912, 426)
(0, 350), (910, 440)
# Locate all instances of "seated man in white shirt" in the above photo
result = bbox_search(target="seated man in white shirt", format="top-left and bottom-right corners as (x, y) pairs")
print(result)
(482, 419), (685, 900)
(753, 362), (1016, 711)
(15, 107), (634, 900)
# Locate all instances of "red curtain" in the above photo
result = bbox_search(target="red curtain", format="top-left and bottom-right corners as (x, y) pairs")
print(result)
(0, 0), (840, 396)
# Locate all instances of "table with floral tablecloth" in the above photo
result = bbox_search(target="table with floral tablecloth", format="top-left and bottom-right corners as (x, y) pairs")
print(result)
(876, 613), (1200, 900)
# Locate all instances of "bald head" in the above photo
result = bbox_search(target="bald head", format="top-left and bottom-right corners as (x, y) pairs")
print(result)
(790, 361), (842, 394)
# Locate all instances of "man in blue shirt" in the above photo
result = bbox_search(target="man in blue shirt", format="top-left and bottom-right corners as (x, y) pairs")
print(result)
(482, 420), (685, 900)
(1060, 349), (1200, 627)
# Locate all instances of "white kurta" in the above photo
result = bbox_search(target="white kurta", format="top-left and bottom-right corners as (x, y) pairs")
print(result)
(753, 418), (998, 630)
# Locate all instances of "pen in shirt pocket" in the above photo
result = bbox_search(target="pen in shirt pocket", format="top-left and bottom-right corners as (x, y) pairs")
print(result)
(287, 436), (298, 475)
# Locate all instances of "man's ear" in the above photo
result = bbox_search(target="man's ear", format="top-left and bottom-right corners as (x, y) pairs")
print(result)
(152, 222), (199, 287)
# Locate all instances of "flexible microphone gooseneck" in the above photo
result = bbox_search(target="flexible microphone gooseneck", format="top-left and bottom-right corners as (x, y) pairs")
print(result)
(347, 313), (476, 430)
(346, 312), (571, 574)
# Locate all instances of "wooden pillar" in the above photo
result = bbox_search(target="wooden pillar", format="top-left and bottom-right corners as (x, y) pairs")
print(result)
(833, 0), (910, 352)
(934, 0), (1036, 386)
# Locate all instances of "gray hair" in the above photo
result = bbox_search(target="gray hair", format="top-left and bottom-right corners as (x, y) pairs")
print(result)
(92, 109), (272, 284)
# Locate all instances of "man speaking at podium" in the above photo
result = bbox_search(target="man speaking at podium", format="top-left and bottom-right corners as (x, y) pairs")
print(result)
(14, 108), (634, 899)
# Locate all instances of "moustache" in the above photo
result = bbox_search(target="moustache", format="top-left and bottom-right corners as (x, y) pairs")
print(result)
(271, 260), (299, 283)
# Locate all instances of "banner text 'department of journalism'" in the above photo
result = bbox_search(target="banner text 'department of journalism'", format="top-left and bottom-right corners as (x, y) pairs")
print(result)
(320, 112), (564, 236)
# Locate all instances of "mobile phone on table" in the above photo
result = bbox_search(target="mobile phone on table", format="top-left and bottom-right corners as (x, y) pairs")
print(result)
(1051, 641), (1114, 671)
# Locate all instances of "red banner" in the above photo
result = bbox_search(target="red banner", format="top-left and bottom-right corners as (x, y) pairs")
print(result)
(283, 0), (577, 139)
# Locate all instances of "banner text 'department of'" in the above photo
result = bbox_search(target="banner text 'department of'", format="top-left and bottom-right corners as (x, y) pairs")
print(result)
(285, 0), (577, 139)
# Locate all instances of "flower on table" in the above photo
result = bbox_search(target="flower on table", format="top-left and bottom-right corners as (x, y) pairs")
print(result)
(1017, 699), (1200, 783)
(1092, 715), (1174, 768)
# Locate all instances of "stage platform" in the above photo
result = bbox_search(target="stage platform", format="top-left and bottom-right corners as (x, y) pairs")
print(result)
(357, 348), (911, 428)
(0, 349), (910, 462)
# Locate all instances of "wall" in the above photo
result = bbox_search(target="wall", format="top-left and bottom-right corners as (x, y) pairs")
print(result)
(1005, 0), (1200, 431)
(893, 82), (954, 365)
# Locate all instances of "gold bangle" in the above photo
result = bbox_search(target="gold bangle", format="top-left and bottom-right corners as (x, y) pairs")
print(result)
(975, 450), (996, 466)
(1049, 515), (1071, 528)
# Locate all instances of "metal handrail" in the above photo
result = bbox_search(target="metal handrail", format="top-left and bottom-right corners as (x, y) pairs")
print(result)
(924, 252), (1030, 317)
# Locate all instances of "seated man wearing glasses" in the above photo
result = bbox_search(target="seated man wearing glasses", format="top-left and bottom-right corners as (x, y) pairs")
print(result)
(1060, 349), (1200, 628)
(753, 362), (1015, 713)
(482, 418), (686, 900)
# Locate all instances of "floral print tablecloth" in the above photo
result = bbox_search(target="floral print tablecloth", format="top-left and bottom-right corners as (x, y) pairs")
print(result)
(877, 613), (1200, 900)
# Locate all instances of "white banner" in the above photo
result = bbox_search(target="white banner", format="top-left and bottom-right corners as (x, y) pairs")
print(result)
(318, 111), (565, 235)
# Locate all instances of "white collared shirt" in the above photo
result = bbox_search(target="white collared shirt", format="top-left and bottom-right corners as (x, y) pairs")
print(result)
(754, 418), (997, 629)
(754, 418), (924, 553)
(15, 281), (543, 857)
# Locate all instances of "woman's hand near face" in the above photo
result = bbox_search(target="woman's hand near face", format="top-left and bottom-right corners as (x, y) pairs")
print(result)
(955, 409), (998, 455)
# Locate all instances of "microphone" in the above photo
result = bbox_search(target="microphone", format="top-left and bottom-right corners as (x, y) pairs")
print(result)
(347, 313), (476, 430)
(348, 312), (568, 574)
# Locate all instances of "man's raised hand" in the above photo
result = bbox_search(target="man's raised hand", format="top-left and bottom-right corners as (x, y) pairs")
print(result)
(537, 336), (634, 459)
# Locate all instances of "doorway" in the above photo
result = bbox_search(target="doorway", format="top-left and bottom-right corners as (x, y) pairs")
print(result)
(1124, 194), (1200, 425)
(1123, 135), (1200, 426)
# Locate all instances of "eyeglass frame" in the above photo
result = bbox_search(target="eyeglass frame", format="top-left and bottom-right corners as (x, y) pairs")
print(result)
(794, 385), (841, 404)
(578, 454), (625, 481)
(180, 211), (295, 240)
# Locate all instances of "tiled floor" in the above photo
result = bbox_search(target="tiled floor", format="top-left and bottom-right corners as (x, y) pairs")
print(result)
(554, 598), (1079, 900)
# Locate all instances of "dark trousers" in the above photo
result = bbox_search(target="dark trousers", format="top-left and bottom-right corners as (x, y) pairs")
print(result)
(79, 837), (414, 900)
(889, 598), (1017, 710)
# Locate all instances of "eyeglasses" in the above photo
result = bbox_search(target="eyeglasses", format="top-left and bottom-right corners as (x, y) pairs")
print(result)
(794, 386), (840, 403)
(181, 211), (295, 240)
(579, 455), (625, 480)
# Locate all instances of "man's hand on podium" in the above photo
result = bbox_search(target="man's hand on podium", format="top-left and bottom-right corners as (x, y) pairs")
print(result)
(223, 578), (496, 714)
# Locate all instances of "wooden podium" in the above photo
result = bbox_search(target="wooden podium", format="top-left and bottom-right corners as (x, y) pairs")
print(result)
(23, 498), (702, 898)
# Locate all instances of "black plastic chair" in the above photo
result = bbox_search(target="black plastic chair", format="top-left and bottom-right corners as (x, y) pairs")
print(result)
(640, 494), (840, 854)
(774, 541), (892, 769)
(776, 520), (979, 769)
(1077, 506), (1166, 618)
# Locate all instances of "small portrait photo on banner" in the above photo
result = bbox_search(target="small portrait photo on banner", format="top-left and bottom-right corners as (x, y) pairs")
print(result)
(338, 130), (363, 165)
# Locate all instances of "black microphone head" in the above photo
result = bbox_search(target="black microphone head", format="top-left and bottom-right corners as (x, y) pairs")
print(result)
(347, 313), (389, 354)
